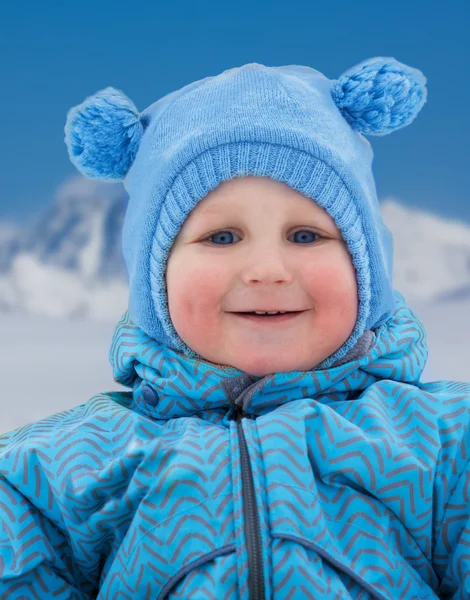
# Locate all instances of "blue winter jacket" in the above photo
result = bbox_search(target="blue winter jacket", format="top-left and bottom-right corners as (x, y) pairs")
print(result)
(1, 290), (469, 599)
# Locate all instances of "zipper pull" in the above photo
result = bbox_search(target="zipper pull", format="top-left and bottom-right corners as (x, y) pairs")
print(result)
(229, 402), (246, 422)
(229, 402), (257, 422)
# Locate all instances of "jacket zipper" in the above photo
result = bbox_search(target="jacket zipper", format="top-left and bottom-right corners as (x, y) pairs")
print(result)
(231, 403), (265, 600)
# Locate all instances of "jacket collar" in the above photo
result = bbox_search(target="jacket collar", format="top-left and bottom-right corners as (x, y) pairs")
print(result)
(108, 290), (427, 420)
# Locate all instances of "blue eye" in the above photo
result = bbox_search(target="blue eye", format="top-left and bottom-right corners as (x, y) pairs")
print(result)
(204, 229), (321, 245)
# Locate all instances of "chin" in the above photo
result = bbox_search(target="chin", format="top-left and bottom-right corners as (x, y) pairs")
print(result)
(230, 355), (319, 377)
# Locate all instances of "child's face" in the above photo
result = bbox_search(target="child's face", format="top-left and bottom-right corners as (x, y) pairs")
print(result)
(166, 175), (358, 376)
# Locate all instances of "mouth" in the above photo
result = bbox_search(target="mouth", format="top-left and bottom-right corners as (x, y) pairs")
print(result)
(230, 311), (307, 324)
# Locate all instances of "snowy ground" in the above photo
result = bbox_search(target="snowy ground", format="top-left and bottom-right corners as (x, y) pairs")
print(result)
(0, 298), (469, 435)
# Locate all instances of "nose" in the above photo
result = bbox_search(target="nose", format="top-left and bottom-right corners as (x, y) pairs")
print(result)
(243, 256), (293, 285)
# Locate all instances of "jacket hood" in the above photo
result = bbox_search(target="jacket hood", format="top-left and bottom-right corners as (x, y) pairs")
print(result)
(109, 289), (428, 421)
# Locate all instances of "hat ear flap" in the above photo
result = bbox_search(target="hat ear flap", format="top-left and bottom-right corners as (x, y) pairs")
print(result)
(64, 87), (144, 181)
(330, 57), (427, 136)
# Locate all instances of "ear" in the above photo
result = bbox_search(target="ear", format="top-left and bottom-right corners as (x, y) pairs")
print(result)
(64, 87), (144, 180)
(330, 57), (427, 136)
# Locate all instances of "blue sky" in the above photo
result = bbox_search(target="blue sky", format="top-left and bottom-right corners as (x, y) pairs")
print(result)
(1, 0), (469, 225)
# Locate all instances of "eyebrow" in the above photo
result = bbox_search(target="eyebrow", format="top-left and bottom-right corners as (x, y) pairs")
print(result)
(198, 204), (238, 215)
(196, 208), (330, 227)
(198, 205), (325, 218)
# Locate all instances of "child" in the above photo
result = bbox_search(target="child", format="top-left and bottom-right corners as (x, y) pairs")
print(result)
(1, 58), (469, 599)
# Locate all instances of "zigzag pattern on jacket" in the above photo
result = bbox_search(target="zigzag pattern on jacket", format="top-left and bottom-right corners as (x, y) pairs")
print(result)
(1, 289), (469, 599)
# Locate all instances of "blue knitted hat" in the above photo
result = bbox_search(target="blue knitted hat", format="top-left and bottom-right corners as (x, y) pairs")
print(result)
(64, 57), (427, 369)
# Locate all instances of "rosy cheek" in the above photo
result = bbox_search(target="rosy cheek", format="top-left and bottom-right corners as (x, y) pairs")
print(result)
(180, 268), (224, 313)
(303, 262), (357, 306)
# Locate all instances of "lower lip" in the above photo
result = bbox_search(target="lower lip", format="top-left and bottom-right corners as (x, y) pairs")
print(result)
(232, 312), (305, 323)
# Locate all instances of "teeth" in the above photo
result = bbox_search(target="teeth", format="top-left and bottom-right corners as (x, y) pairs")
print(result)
(254, 311), (287, 315)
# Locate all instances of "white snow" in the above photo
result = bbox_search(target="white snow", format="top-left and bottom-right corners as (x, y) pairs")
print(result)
(0, 313), (123, 434)
(0, 254), (128, 320)
(79, 210), (104, 280)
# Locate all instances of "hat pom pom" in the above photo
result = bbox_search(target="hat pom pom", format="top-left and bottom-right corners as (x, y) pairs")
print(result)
(64, 86), (144, 181)
(330, 57), (427, 136)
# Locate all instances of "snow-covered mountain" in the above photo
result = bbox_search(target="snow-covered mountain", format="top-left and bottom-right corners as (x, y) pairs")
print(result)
(0, 221), (21, 273)
(2, 176), (128, 280)
(0, 176), (129, 320)
(0, 178), (469, 321)
(381, 199), (470, 304)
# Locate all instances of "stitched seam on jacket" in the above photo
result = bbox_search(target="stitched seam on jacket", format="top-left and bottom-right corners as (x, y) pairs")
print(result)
(431, 450), (470, 563)
(121, 491), (233, 572)
(269, 479), (436, 571)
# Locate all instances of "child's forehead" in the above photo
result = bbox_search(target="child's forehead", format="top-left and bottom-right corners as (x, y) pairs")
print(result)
(175, 176), (342, 239)
(193, 176), (328, 218)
